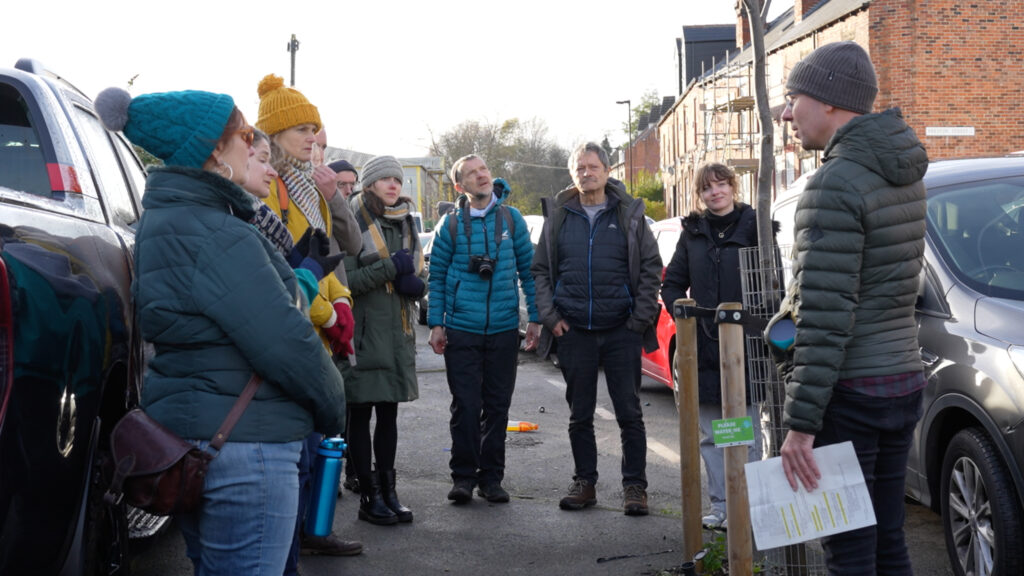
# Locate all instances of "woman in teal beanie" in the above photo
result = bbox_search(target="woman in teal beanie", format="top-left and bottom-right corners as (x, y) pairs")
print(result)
(95, 87), (346, 575)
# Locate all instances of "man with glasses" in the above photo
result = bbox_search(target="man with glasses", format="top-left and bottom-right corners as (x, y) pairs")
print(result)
(531, 142), (662, 516)
(328, 159), (359, 200)
(778, 41), (928, 575)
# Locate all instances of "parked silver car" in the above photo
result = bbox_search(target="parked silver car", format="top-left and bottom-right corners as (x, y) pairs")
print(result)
(772, 156), (1024, 576)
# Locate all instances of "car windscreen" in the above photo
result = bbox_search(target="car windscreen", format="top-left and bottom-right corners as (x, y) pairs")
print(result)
(927, 176), (1024, 301)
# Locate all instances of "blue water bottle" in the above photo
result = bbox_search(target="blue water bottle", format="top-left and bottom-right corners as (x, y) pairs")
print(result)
(305, 437), (346, 537)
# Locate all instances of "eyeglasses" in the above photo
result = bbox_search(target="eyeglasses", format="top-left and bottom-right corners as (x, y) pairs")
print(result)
(235, 125), (255, 146)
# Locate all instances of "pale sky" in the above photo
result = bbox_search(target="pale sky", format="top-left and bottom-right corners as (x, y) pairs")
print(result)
(5, 0), (786, 158)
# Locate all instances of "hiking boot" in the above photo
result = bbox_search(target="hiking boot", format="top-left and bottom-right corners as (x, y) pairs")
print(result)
(702, 510), (727, 529)
(623, 484), (649, 516)
(477, 482), (510, 503)
(558, 478), (596, 510)
(447, 479), (475, 504)
(300, 533), (364, 556)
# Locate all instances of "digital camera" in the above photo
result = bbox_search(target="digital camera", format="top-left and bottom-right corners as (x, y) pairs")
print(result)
(469, 255), (496, 280)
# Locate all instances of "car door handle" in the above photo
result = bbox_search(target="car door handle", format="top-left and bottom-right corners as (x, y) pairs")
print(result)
(920, 347), (940, 367)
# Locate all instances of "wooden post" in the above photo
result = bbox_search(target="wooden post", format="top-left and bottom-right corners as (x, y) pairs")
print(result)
(673, 298), (703, 564)
(718, 302), (753, 576)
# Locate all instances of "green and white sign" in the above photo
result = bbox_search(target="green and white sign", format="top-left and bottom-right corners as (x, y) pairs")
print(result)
(712, 416), (755, 447)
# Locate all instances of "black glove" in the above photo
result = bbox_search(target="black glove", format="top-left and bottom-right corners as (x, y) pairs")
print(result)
(299, 230), (343, 280)
(286, 227), (315, 268)
(394, 273), (424, 298)
(309, 228), (331, 257)
(390, 249), (415, 276)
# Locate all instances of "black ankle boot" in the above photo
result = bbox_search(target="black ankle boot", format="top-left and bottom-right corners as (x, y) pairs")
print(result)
(358, 474), (398, 526)
(379, 468), (413, 523)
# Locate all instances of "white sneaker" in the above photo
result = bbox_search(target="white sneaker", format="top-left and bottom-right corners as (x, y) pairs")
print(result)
(702, 510), (726, 529)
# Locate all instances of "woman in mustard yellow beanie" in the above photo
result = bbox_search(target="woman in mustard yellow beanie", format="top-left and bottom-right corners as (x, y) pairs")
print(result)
(255, 74), (365, 563)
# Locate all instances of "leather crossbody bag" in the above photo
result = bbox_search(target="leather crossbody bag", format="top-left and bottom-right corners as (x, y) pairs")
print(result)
(103, 374), (262, 516)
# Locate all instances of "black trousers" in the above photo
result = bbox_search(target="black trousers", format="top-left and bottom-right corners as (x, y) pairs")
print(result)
(556, 324), (647, 488)
(817, 385), (923, 576)
(444, 328), (519, 486)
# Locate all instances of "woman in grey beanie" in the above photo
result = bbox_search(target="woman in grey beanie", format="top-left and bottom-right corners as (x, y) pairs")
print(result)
(343, 155), (425, 525)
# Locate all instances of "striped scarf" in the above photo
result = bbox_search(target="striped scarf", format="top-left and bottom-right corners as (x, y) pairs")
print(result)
(353, 194), (424, 335)
(249, 201), (294, 257)
(278, 155), (327, 232)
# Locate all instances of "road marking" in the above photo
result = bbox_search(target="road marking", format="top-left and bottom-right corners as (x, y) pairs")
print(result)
(546, 378), (565, 390)
(544, 377), (682, 463)
(648, 439), (680, 464)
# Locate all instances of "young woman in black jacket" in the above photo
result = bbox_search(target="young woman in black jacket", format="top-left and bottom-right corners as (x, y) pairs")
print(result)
(660, 162), (765, 529)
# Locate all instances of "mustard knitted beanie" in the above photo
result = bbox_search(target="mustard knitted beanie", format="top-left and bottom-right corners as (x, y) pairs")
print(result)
(255, 74), (321, 136)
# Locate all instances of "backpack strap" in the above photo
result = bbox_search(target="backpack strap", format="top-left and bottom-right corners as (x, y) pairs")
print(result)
(448, 201), (516, 259)
(274, 177), (290, 225)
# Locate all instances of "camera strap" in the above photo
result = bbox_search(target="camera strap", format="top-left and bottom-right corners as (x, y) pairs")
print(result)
(453, 201), (515, 261)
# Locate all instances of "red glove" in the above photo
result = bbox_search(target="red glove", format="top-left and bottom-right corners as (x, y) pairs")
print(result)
(322, 322), (347, 356)
(333, 302), (354, 344)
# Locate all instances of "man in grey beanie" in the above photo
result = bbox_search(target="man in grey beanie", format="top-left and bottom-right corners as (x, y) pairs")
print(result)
(779, 41), (929, 574)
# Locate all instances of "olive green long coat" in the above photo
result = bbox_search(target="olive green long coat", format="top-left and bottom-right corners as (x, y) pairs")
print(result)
(340, 213), (423, 404)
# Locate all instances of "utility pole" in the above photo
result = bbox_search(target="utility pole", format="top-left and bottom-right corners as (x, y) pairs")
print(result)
(287, 34), (300, 87)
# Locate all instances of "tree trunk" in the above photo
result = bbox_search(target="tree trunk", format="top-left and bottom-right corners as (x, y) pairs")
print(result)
(742, 0), (781, 301)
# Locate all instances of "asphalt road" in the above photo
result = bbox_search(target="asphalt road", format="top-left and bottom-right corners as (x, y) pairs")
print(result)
(130, 323), (953, 575)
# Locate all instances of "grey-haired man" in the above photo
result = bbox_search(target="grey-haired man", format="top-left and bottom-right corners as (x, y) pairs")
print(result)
(531, 142), (662, 516)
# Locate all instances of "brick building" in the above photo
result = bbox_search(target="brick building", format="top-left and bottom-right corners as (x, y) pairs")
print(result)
(612, 97), (675, 191)
(659, 0), (1024, 217)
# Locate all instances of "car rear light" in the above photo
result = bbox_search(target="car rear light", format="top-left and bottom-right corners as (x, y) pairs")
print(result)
(46, 162), (82, 195)
(0, 256), (12, 431)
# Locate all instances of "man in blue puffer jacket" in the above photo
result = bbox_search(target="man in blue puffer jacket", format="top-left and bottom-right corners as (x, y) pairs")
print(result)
(427, 154), (540, 504)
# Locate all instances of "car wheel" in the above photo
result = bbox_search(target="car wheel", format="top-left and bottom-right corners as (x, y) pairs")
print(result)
(941, 427), (1024, 576)
(416, 299), (427, 325)
(83, 426), (128, 576)
(670, 342), (680, 407)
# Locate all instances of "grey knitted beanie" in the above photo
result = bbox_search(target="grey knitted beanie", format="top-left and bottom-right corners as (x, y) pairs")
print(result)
(361, 155), (404, 188)
(786, 41), (877, 114)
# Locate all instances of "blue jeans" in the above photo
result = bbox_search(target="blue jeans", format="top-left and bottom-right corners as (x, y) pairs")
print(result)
(698, 402), (763, 515)
(816, 386), (923, 576)
(444, 328), (519, 486)
(177, 440), (302, 576)
(283, 432), (321, 576)
(556, 325), (647, 488)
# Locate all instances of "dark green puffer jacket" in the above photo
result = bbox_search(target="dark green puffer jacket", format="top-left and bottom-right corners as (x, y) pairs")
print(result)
(137, 166), (345, 442)
(783, 108), (928, 433)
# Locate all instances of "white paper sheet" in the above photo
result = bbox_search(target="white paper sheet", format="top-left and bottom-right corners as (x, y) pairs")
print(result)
(744, 441), (877, 550)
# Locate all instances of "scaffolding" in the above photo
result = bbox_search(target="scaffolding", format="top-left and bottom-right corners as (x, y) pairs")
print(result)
(696, 52), (759, 176)
(739, 244), (828, 575)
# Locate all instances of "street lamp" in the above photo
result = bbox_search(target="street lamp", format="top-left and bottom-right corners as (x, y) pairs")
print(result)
(616, 99), (634, 193)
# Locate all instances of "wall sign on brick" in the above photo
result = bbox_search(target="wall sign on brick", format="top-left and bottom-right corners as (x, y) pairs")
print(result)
(925, 127), (976, 137)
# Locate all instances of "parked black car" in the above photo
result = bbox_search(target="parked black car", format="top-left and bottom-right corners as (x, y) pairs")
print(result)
(0, 59), (150, 575)
(772, 156), (1024, 576)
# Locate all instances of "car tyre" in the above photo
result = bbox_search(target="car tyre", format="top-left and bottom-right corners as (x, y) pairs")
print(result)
(415, 299), (427, 325)
(940, 427), (1024, 576)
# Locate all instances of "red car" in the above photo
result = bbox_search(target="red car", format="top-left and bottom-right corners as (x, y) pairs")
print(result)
(641, 218), (684, 389)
